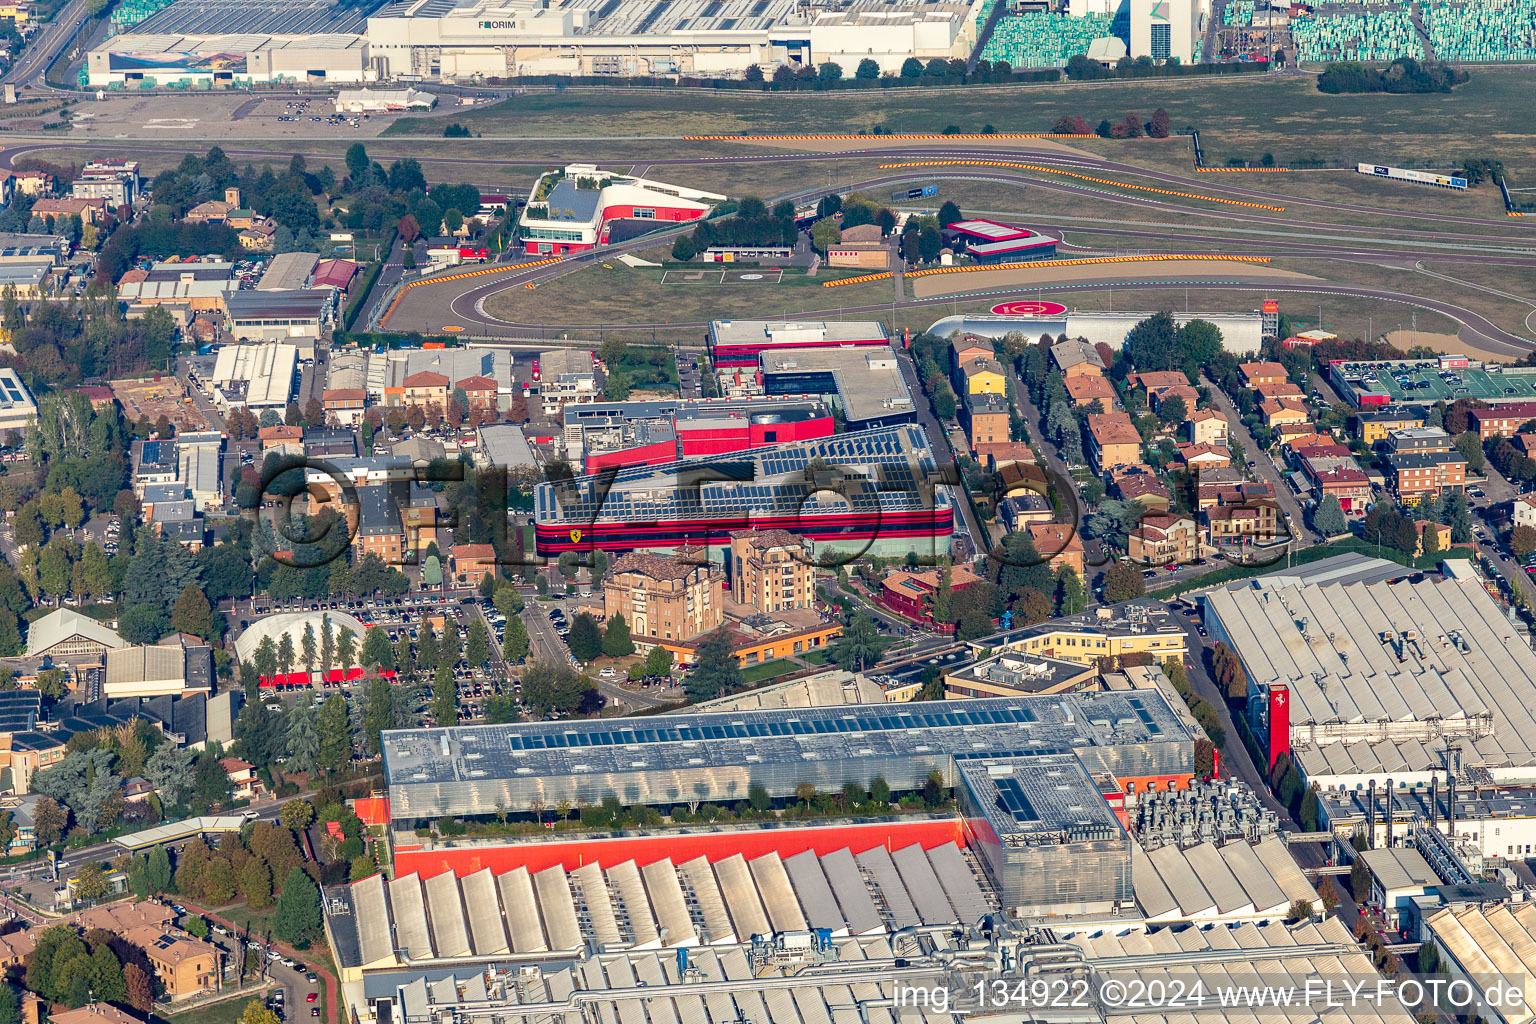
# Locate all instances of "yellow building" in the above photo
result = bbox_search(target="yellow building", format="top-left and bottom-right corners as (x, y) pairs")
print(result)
(1355, 410), (1425, 447)
(728, 529), (817, 614)
(958, 356), (1006, 396)
(971, 608), (1189, 668)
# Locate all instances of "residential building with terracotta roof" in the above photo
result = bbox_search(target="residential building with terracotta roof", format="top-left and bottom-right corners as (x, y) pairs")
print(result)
(962, 390), (1010, 451)
(1125, 371), (1190, 392)
(1387, 450), (1466, 503)
(1147, 384), (1198, 415)
(950, 336), (992, 370)
(258, 424), (304, 452)
(1064, 374), (1118, 409)
(1516, 494), (1536, 531)
(1175, 442), (1232, 472)
(1238, 361), (1288, 388)
(1026, 522), (1084, 576)
(219, 757), (260, 801)
(1087, 412), (1142, 475)
(1112, 471), (1172, 510)
(1260, 397), (1311, 429)
(125, 926), (219, 1000)
(1128, 513), (1200, 566)
(728, 529), (815, 614)
(1310, 465), (1372, 514)
(1470, 403), (1536, 439)
(975, 442), (1036, 471)
(1197, 475), (1275, 512)
(603, 551), (723, 644)
(1205, 499), (1283, 550)
(1254, 380), (1304, 402)
(1413, 520), (1451, 557)
(449, 543), (497, 585)
(400, 370), (450, 410)
(323, 388), (367, 426)
(957, 356), (1006, 396)
(456, 375), (499, 411)
(32, 197), (108, 225)
(1187, 408), (1228, 446)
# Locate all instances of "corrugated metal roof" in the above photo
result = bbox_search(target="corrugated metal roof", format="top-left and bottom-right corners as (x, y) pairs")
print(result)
(677, 856), (734, 944)
(493, 866), (545, 953)
(890, 844), (954, 924)
(460, 868), (509, 955)
(388, 874), (433, 959)
(533, 864), (582, 950)
(783, 850), (846, 935)
(820, 848), (883, 935)
(713, 854), (770, 941)
(856, 846), (919, 929)
(640, 858), (697, 947)
(748, 852), (806, 932)
(423, 870), (470, 958)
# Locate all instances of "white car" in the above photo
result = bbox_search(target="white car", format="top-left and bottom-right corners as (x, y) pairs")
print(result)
(599, 667), (619, 679)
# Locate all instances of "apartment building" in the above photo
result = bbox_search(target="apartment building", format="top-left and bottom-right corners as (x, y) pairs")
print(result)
(1128, 513), (1200, 566)
(728, 529), (816, 614)
(1088, 412), (1142, 475)
(1026, 522), (1085, 576)
(603, 551), (724, 644)
(1238, 361), (1288, 388)
(1386, 450), (1467, 503)
(963, 390), (1010, 451)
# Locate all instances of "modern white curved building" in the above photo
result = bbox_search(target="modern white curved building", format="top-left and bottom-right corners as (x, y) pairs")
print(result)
(927, 310), (1267, 355)
(233, 610), (367, 664)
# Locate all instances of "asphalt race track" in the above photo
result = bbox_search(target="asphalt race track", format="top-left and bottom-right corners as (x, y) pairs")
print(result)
(7, 137), (1528, 351)
(366, 145), (1536, 354)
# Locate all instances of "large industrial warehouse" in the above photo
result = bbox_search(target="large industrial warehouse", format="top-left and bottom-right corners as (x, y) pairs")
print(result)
(87, 0), (378, 86)
(1203, 575), (1536, 789)
(365, 0), (985, 79)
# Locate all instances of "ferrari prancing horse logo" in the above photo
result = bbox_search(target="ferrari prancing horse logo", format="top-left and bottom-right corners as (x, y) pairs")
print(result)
(570, 529), (583, 543)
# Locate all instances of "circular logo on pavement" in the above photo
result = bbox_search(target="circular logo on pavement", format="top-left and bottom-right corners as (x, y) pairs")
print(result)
(990, 300), (1068, 317)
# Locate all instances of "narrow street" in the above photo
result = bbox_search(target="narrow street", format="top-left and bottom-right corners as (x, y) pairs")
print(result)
(1202, 376), (1319, 547)
(894, 352), (986, 554)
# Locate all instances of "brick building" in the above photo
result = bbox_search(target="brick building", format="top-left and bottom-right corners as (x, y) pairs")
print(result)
(728, 529), (816, 614)
(603, 551), (724, 645)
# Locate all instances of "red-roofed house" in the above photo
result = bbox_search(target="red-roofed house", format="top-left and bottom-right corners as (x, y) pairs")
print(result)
(1238, 361), (1288, 388)
(1175, 442), (1232, 473)
(401, 371), (450, 410)
(220, 757), (260, 800)
(1206, 499), (1283, 550)
(258, 424), (304, 453)
(450, 543), (497, 584)
(1064, 375), (1118, 409)
(1187, 408), (1228, 446)
(1311, 465), (1371, 514)
(456, 375), (499, 411)
(1088, 412), (1142, 475)
(1026, 522), (1085, 576)
(1129, 513), (1199, 566)
(323, 388), (367, 426)
(70, 385), (116, 412)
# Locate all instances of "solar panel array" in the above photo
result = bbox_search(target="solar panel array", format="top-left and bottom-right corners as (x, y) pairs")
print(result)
(505, 703), (1039, 751)
(537, 424), (946, 525)
(133, 0), (383, 37)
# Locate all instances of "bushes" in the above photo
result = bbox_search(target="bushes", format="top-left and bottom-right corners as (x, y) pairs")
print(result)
(1316, 58), (1467, 94)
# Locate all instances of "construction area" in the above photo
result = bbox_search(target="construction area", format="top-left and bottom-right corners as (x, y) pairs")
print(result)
(109, 375), (211, 431)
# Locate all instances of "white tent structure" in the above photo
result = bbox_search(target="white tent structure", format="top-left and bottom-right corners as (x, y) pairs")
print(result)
(234, 610), (366, 664)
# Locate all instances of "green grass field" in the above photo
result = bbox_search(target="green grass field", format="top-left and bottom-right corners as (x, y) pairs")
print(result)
(739, 658), (798, 683)
(482, 256), (900, 332)
(162, 996), (261, 1024)
(382, 69), (1536, 169)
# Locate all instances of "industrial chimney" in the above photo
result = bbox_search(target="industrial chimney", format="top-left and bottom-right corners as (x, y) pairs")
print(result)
(1384, 777), (1393, 847)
